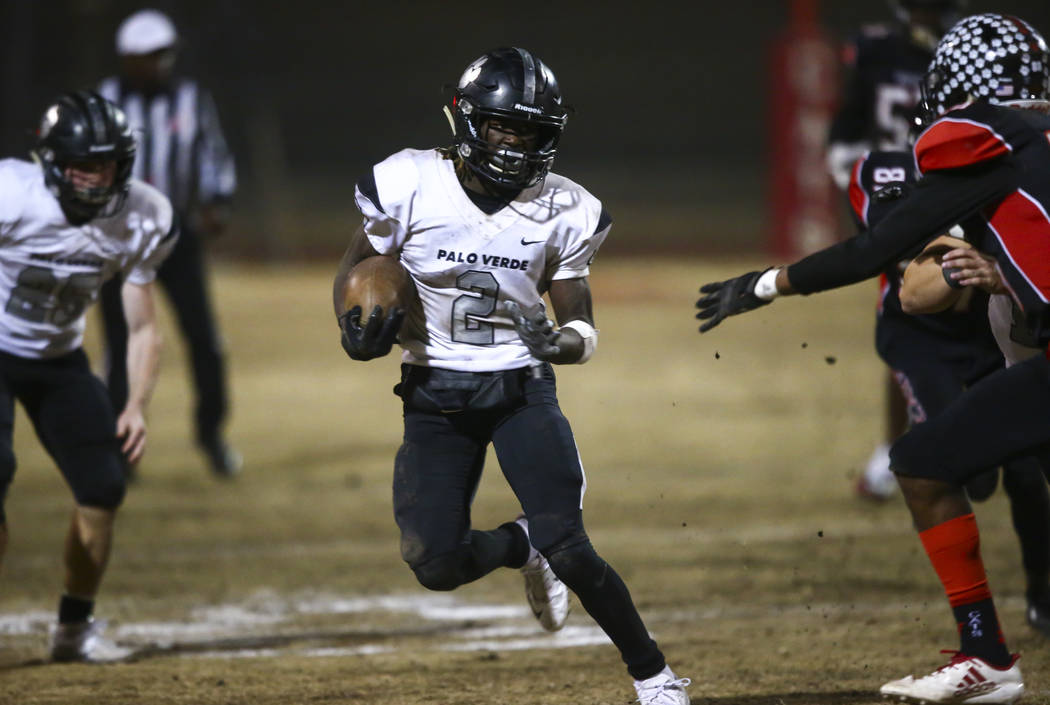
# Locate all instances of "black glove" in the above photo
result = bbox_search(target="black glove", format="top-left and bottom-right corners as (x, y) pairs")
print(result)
(338, 305), (405, 361)
(505, 301), (561, 359)
(695, 270), (771, 333)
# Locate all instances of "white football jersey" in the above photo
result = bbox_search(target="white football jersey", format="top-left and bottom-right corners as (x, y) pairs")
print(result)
(0, 159), (176, 359)
(356, 148), (610, 372)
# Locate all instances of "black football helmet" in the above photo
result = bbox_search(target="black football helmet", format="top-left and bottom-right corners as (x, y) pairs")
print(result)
(32, 91), (136, 222)
(448, 47), (568, 189)
(919, 14), (1050, 125)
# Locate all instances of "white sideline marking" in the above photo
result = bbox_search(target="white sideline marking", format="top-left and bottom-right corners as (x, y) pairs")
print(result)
(0, 591), (1030, 663)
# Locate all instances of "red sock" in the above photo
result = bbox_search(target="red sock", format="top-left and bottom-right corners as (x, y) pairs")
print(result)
(919, 513), (991, 607)
(919, 513), (1010, 666)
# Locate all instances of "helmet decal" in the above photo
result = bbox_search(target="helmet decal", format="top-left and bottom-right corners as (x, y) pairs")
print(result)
(921, 14), (1049, 122)
(515, 47), (537, 104)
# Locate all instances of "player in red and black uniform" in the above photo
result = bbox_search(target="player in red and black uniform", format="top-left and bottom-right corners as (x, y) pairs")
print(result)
(851, 149), (1050, 637)
(827, 0), (963, 189)
(698, 13), (1050, 703)
(828, 1), (965, 500)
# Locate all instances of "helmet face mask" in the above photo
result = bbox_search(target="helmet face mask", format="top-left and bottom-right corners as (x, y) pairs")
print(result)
(919, 13), (1050, 126)
(450, 48), (568, 190)
(33, 91), (136, 223)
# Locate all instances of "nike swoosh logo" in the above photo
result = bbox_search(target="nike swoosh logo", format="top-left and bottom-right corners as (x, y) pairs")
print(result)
(521, 238), (545, 246)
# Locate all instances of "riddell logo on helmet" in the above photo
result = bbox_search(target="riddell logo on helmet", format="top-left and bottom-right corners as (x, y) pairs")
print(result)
(514, 103), (542, 114)
(89, 144), (115, 152)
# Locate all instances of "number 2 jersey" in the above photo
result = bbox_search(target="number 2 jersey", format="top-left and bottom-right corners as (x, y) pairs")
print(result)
(0, 158), (176, 359)
(355, 148), (610, 372)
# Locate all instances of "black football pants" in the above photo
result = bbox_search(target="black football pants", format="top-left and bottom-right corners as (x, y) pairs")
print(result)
(99, 223), (228, 446)
(0, 349), (125, 521)
(392, 362), (665, 679)
(891, 353), (1050, 485)
(883, 323), (1050, 591)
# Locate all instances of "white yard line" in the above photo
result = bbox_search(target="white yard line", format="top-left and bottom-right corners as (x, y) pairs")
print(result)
(0, 590), (1032, 663)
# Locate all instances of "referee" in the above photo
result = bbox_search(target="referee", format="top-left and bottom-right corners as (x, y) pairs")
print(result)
(98, 9), (240, 477)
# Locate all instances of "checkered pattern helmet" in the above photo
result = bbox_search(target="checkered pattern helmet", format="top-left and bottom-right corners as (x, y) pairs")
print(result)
(920, 13), (1049, 123)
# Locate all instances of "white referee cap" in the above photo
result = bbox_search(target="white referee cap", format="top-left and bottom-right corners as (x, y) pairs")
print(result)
(115, 9), (178, 56)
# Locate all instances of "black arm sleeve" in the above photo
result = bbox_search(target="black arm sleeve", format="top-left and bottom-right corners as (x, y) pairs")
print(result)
(787, 158), (1019, 294)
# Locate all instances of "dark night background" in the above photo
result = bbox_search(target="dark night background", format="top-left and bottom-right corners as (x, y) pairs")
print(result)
(2, 1), (1049, 259)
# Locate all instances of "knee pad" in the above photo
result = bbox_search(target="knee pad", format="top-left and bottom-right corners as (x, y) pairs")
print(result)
(72, 467), (126, 511)
(408, 549), (467, 592)
(965, 469), (999, 502)
(523, 511), (584, 555)
(890, 426), (953, 482)
(546, 538), (607, 592)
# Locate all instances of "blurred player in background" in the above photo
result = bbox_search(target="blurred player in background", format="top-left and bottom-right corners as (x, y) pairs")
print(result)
(97, 9), (240, 478)
(332, 48), (690, 705)
(849, 149), (1050, 637)
(0, 92), (175, 661)
(827, 0), (965, 500)
(698, 13), (1050, 702)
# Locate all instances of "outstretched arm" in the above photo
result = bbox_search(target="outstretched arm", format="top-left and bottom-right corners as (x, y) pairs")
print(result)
(696, 159), (1019, 333)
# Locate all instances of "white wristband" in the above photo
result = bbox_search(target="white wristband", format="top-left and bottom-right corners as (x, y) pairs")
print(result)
(754, 268), (781, 301)
(560, 319), (598, 364)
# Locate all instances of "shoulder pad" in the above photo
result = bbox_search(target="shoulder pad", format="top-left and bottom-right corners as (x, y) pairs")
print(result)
(914, 108), (1011, 174)
(371, 149), (425, 211)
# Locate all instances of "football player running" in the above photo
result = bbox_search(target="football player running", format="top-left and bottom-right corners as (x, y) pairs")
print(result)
(0, 92), (176, 661)
(828, 0), (965, 501)
(827, 0), (965, 189)
(849, 149), (1050, 637)
(333, 48), (690, 705)
(698, 13), (1050, 704)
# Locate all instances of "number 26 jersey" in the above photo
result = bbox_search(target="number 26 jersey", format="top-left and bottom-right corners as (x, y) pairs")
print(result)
(0, 159), (176, 359)
(355, 148), (611, 372)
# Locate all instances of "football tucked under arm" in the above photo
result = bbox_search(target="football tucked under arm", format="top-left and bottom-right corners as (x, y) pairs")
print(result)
(899, 235), (992, 315)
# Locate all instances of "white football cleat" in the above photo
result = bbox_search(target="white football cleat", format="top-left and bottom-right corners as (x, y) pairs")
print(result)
(634, 665), (691, 705)
(857, 442), (897, 501)
(50, 619), (132, 663)
(515, 515), (569, 632)
(879, 651), (1023, 704)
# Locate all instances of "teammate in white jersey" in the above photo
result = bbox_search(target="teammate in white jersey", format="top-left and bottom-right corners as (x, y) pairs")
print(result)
(332, 48), (690, 705)
(0, 91), (175, 662)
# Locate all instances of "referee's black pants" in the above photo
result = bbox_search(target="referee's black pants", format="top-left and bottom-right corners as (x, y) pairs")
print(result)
(99, 223), (228, 447)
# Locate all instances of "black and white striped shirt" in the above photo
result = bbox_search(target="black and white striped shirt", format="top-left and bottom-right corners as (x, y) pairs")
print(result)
(98, 76), (236, 213)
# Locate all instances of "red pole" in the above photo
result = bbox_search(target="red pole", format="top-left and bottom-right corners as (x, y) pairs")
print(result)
(768, 0), (840, 258)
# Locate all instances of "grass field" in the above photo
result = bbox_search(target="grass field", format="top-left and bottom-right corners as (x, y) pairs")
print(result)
(0, 257), (1047, 705)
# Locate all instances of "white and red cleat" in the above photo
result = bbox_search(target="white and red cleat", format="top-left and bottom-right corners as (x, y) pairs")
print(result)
(880, 651), (1023, 704)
